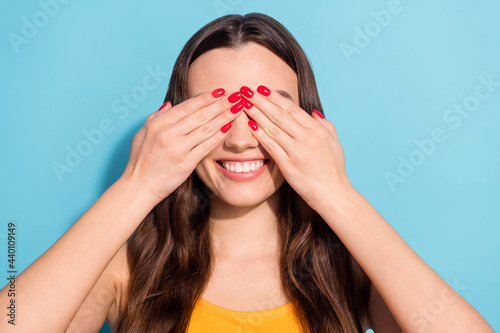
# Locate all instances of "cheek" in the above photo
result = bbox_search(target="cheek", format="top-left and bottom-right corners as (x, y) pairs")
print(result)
(194, 159), (213, 183)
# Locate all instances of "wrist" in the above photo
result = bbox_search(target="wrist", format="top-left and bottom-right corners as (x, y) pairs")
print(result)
(316, 182), (360, 223)
(112, 175), (162, 212)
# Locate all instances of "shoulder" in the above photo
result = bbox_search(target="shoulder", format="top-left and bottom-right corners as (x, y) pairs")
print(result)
(106, 242), (131, 332)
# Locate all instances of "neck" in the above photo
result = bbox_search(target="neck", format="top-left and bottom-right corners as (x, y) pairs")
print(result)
(208, 190), (281, 261)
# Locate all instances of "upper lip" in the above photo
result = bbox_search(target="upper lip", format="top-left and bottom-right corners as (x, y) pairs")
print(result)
(216, 157), (270, 163)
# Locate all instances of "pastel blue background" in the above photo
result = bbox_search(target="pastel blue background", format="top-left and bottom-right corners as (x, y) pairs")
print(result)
(1, 0), (498, 331)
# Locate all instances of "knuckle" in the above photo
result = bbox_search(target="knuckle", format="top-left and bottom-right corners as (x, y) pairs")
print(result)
(274, 110), (287, 122)
(179, 105), (191, 115)
(287, 105), (299, 115)
(154, 130), (170, 147)
(200, 124), (211, 135)
(268, 126), (280, 138)
(321, 127), (332, 140)
(145, 118), (159, 132)
(267, 127), (279, 140)
(194, 109), (206, 123)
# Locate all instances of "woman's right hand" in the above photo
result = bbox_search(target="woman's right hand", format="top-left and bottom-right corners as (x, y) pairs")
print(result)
(119, 88), (242, 206)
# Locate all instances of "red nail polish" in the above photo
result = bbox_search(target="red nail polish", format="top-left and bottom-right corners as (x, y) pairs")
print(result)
(228, 92), (242, 103)
(240, 86), (254, 98)
(158, 101), (169, 111)
(231, 102), (243, 114)
(312, 109), (324, 119)
(212, 88), (225, 98)
(241, 97), (252, 109)
(248, 119), (258, 131)
(257, 85), (270, 96)
(221, 123), (231, 133)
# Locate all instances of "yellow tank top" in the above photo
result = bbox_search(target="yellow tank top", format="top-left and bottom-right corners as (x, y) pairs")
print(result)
(186, 297), (302, 332)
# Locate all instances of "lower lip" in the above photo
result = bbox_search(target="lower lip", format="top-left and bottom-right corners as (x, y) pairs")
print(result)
(215, 160), (271, 182)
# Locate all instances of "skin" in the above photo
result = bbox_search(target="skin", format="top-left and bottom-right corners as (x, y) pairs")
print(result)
(187, 43), (299, 313)
(186, 42), (399, 328)
(186, 41), (494, 331)
(1, 41), (491, 332)
(188, 43), (295, 260)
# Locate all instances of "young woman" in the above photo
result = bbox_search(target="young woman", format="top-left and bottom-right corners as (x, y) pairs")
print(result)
(0, 13), (493, 333)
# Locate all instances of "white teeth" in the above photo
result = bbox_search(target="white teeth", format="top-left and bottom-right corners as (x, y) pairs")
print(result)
(222, 160), (266, 173)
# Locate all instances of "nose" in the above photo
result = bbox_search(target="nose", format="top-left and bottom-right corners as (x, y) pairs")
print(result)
(223, 111), (259, 151)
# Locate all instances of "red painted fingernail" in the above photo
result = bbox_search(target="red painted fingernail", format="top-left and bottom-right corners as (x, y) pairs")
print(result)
(221, 123), (231, 133)
(240, 86), (254, 98)
(157, 101), (170, 111)
(212, 88), (225, 98)
(312, 109), (324, 119)
(241, 97), (253, 109)
(248, 119), (258, 131)
(231, 102), (243, 114)
(228, 92), (242, 103)
(257, 85), (270, 96)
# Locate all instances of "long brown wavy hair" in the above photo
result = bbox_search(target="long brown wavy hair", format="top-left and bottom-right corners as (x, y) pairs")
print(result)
(117, 12), (371, 333)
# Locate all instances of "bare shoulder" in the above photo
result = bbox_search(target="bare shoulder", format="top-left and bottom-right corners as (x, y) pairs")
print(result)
(106, 241), (131, 332)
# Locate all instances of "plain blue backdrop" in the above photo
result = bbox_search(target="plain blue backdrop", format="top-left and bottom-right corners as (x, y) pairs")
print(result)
(1, 1), (498, 332)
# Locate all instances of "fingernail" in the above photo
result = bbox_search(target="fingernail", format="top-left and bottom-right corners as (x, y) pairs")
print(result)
(257, 85), (270, 96)
(157, 101), (170, 111)
(241, 97), (253, 109)
(228, 92), (242, 103)
(221, 123), (231, 133)
(231, 102), (244, 114)
(240, 86), (254, 98)
(212, 88), (225, 98)
(312, 109), (324, 119)
(248, 119), (258, 131)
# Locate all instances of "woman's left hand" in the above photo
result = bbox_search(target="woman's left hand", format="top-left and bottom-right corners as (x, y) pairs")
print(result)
(241, 85), (353, 212)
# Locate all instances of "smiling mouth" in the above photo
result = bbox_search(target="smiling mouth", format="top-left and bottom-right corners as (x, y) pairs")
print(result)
(216, 158), (270, 172)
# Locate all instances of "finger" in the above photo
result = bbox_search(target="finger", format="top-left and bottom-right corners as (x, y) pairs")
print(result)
(189, 120), (233, 163)
(185, 100), (243, 148)
(247, 119), (289, 162)
(144, 101), (172, 126)
(177, 90), (243, 136)
(158, 100), (173, 112)
(244, 85), (317, 133)
(243, 104), (295, 154)
(312, 110), (340, 141)
(156, 88), (229, 125)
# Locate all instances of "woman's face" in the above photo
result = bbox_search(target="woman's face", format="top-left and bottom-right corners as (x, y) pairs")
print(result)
(188, 42), (299, 207)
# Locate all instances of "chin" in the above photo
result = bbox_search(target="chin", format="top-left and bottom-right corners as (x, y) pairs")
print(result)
(216, 187), (273, 207)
